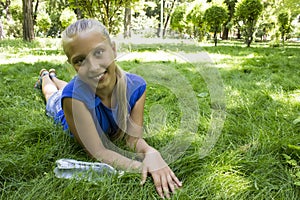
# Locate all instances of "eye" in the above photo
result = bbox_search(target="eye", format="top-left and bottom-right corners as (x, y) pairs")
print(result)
(94, 48), (104, 57)
(73, 57), (85, 66)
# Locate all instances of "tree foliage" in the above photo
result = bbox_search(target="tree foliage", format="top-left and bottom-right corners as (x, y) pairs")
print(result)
(68, 0), (129, 34)
(235, 0), (263, 47)
(60, 7), (77, 29)
(0, 0), (299, 44)
(46, 0), (69, 37)
(131, 1), (159, 37)
(279, 0), (300, 18)
(277, 11), (292, 43)
(204, 5), (228, 46)
(255, 1), (276, 41)
(36, 12), (51, 36)
(186, 3), (206, 40)
(222, 0), (238, 39)
(170, 3), (187, 35)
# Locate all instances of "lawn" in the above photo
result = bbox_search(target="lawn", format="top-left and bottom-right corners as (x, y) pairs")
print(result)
(0, 38), (300, 199)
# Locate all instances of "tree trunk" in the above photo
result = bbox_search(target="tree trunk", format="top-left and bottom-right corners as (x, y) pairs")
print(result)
(33, 0), (39, 25)
(102, 0), (111, 32)
(0, 20), (4, 39)
(222, 27), (229, 40)
(214, 31), (217, 46)
(162, 16), (168, 37)
(123, 7), (131, 38)
(162, 0), (176, 37)
(157, 24), (161, 38)
(247, 36), (252, 47)
(22, 0), (34, 41)
(76, 8), (83, 19)
(282, 32), (285, 46)
(237, 28), (241, 39)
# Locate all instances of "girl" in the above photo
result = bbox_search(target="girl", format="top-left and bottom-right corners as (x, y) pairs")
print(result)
(36, 19), (182, 199)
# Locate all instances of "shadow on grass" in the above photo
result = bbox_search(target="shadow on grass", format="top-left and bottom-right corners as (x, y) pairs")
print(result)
(1, 44), (300, 199)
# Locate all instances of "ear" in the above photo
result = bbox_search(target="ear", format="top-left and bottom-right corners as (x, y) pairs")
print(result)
(111, 41), (117, 59)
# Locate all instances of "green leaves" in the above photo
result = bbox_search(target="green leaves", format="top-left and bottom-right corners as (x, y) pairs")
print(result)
(203, 5), (228, 46)
(59, 8), (77, 29)
(170, 4), (187, 33)
(277, 11), (292, 42)
(235, 0), (263, 46)
(203, 5), (228, 32)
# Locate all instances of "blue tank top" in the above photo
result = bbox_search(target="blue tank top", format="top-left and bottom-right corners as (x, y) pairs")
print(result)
(55, 73), (146, 137)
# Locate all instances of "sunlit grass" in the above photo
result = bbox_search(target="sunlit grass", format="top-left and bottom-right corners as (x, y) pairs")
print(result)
(0, 38), (299, 199)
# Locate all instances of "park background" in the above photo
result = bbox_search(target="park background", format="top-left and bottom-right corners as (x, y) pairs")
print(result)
(1, 0), (300, 199)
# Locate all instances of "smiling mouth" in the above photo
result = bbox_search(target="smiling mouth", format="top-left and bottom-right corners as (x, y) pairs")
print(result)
(92, 70), (107, 81)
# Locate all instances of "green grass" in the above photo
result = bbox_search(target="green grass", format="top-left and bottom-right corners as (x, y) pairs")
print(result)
(0, 38), (300, 199)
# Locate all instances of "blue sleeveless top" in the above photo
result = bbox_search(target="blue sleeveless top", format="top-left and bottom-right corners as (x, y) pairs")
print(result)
(55, 73), (146, 136)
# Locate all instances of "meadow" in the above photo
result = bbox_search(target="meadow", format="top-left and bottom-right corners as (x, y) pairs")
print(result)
(0, 38), (299, 199)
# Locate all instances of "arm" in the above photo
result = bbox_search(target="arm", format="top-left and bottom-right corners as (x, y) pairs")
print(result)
(63, 97), (141, 171)
(126, 91), (182, 199)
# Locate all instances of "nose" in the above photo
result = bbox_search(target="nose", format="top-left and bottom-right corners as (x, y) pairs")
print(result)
(85, 55), (102, 72)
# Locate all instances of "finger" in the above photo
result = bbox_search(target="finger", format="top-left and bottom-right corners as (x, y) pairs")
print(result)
(140, 166), (148, 185)
(166, 174), (176, 194)
(170, 171), (182, 187)
(161, 175), (170, 199)
(156, 185), (164, 199)
(153, 175), (164, 199)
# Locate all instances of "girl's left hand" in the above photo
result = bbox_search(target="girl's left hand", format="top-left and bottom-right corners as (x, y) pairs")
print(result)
(140, 148), (182, 199)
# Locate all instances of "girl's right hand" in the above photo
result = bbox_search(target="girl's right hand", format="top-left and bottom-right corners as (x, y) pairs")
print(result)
(140, 148), (182, 199)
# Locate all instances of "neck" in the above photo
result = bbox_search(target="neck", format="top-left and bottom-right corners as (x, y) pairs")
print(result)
(96, 75), (117, 108)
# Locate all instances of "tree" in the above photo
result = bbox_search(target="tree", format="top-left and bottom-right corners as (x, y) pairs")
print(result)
(46, 0), (69, 37)
(123, 1), (132, 38)
(145, 0), (193, 37)
(170, 3), (187, 36)
(235, 0), (263, 47)
(255, 1), (276, 41)
(68, 0), (129, 34)
(36, 11), (51, 36)
(22, 0), (34, 41)
(0, 0), (23, 38)
(60, 7), (77, 29)
(130, 1), (158, 37)
(278, 0), (300, 18)
(203, 5), (228, 46)
(33, 0), (39, 25)
(222, 0), (238, 40)
(0, 0), (11, 20)
(0, 19), (4, 39)
(186, 3), (206, 41)
(161, 0), (177, 37)
(277, 11), (292, 44)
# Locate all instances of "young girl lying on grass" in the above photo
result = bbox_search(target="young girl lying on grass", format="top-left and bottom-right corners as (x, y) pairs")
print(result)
(35, 18), (182, 199)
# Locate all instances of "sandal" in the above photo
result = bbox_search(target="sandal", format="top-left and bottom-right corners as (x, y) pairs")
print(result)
(49, 68), (57, 79)
(34, 69), (49, 89)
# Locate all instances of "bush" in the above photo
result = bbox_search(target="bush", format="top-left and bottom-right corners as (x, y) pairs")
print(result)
(36, 12), (52, 37)
(1, 0), (23, 38)
(1, 18), (22, 38)
(60, 8), (77, 29)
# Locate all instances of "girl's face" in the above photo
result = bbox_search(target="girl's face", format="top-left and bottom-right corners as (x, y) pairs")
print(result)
(66, 30), (117, 93)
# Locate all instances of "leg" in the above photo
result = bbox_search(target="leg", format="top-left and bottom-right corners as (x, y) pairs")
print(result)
(42, 75), (58, 102)
(49, 68), (68, 90)
(51, 76), (68, 90)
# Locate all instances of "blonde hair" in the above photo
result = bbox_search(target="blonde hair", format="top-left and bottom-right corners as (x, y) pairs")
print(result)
(62, 19), (128, 141)
(62, 19), (111, 59)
